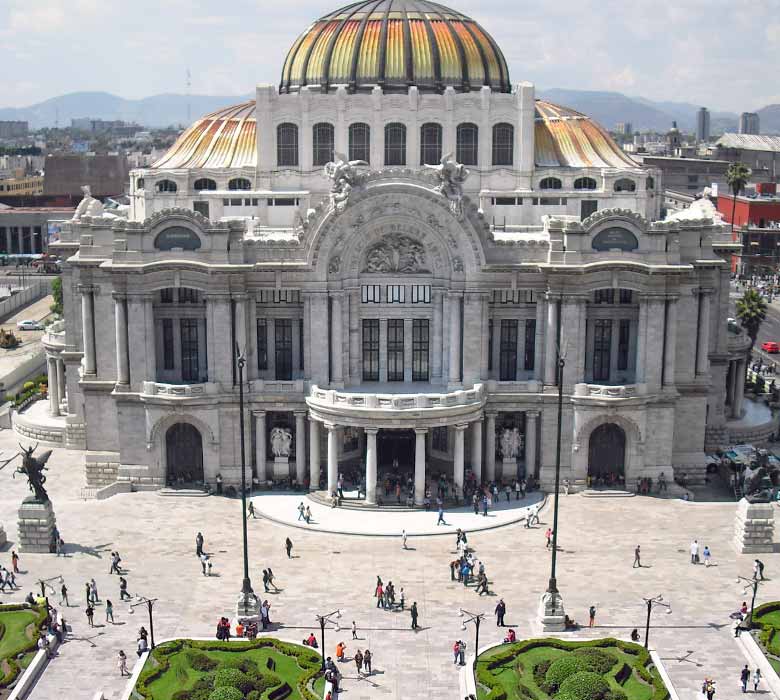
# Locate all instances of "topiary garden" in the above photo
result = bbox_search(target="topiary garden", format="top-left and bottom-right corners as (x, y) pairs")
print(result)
(749, 601), (780, 675)
(475, 638), (669, 700)
(0, 603), (48, 689)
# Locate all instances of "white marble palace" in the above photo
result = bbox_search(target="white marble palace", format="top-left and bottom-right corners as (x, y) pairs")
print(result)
(39, 0), (744, 499)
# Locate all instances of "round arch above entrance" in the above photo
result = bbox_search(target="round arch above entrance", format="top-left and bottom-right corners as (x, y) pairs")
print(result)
(165, 422), (204, 485)
(587, 423), (626, 481)
(571, 412), (644, 486)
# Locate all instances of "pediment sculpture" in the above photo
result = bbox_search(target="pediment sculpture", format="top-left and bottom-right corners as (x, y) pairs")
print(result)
(72, 185), (104, 220)
(424, 153), (470, 218)
(324, 153), (368, 214)
(363, 233), (429, 274)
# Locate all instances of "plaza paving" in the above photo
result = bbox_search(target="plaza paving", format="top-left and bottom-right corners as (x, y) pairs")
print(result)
(0, 427), (777, 700)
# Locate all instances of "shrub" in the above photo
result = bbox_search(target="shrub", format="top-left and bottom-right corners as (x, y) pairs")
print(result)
(23, 381), (34, 392)
(545, 656), (590, 690)
(572, 648), (616, 674)
(208, 689), (243, 700)
(558, 672), (610, 700)
(605, 690), (628, 700)
(534, 659), (552, 691)
(214, 668), (254, 695)
(186, 651), (218, 672)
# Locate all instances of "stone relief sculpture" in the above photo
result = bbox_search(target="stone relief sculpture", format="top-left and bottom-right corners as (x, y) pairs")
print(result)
(499, 428), (523, 459)
(270, 427), (293, 458)
(324, 153), (368, 214)
(363, 233), (429, 273)
(71, 185), (104, 220)
(328, 255), (341, 274)
(424, 153), (470, 218)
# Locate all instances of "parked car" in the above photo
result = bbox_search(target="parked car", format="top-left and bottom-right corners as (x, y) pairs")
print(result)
(16, 320), (43, 331)
(762, 341), (780, 353)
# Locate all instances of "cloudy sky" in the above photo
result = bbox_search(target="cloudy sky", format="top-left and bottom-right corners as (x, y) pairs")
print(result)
(1, 0), (778, 111)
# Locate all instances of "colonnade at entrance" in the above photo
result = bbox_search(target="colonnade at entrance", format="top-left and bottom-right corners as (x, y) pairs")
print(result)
(725, 358), (746, 419)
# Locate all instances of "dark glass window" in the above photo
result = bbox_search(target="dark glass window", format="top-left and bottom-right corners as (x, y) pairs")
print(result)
(277, 123), (299, 167)
(594, 289), (615, 304)
(349, 123), (370, 163)
(192, 201), (210, 218)
(157, 179), (177, 193)
(312, 123), (335, 167)
(420, 122), (443, 165)
(574, 177), (597, 190)
(614, 178), (636, 192)
(384, 123), (406, 166)
(492, 123), (514, 166)
(22, 227), (31, 254)
(180, 319), (199, 382)
(228, 178), (251, 190)
(412, 319), (429, 381)
(618, 319), (630, 371)
(619, 289), (633, 304)
(362, 319), (380, 381)
(387, 319), (404, 381)
(456, 123), (478, 165)
(256, 319), (268, 370)
(193, 178), (216, 191)
(160, 288), (174, 303)
(275, 319), (293, 380)
(499, 319), (518, 381)
(432, 426), (448, 452)
(539, 177), (562, 190)
(0, 227), (6, 254)
(593, 319), (612, 381)
(299, 318), (304, 370)
(178, 288), (201, 304)
(524, 319), (536, 371)
(488, 318), (493, 371)
(163, 319), (174, 370)
(9, 227), (18, 254)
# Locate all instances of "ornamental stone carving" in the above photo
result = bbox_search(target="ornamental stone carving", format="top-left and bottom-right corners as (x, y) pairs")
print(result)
(363, 232), (429, 274)
(72, 185), (104, 220)
(324, 153), (368, 214)
(328, 255), (341, 274)
(270, 427), (293, 457)
(424, 153), (470, 218)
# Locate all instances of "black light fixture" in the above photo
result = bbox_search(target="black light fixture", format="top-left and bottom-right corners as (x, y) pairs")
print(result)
(642, 594), (671, 649)
(129, 596), (158, 649)
(315, 609), (342, 671)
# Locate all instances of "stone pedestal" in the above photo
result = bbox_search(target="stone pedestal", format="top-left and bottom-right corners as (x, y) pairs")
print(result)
(502, 458), (517, 481)
(17, 498), (56, 553)
(734, 498), (775, 554)
(273, 457), (290, 480)
(538, 590), (566, 633)
(235, 590), (260, 622)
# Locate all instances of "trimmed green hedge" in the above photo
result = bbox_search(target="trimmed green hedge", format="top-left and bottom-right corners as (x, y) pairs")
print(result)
(0, 604), (47, 688)
(558, 671), (610, 700)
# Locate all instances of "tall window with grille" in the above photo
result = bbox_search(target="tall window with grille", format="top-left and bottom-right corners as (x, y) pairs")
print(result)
(387, 319), (404, 381)
(456, 123), (478, 165)
(618, 319), (630, 371)
(362, 319), (380, 381)
(384, 123), (406, 166)
(349, 123), (370, 163)
(277, 123), (299, 167)
(312, 123), (334, 167)
(524, 319), (536, 371)
(275, 319), (293, 380)
(180, 319), (199, 382)
(593, 319), (612, 381)
(499, 319), (518, 381)
(256, 319), (268, 370)
(420, 123), (442, 165)
(492, 123), (514, 166)
(162, 319), (174, 370)
(412, 319), (429, 381)
(488, 319), (494, 371)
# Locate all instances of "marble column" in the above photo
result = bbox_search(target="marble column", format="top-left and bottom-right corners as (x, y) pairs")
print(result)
(453, 424), (466, 498)
(255, 412), (267, 482)
(636, 297), (649, 383)
(734, 359), (746, 418)
(365, 428), (378, 504)
(448, 293), (462, 384)
(294, 412), (306, 485)
(525, 411), (539, 479)
(81, 286), (96, 375)
(663, 298), (678, 387)
(144, 296), (157, 381)
(309, 419), (320, 489)
(471, 419), (483, 484)
(330, 293), (343, 385)
(114, 294), (129, 385)
(56, 358), (66, 405)
(326, 423), (338, 496)
(696, 290), (711, 376)
(432, 289), (444, 382)
(414, 428), (427, 505)
(234, 294), (247, 357)
(728, 362), (737, 413)
(47, 357), (60, 416)
(485, 412), (497, 482)
(545, 295), (558, 384)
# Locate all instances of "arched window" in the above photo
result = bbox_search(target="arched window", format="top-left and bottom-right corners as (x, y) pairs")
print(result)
(614, 178), (636, 193)
(312, 122), (335, 167)
(492, 123), (513, 166)
(384, 123), (406, 166)
(420, 123), (443, 165)
(136, 177), (145, 189)
(156, 179), (177, 193)
(539, 177), (562, 190)
(456, 123), (478, 165)
(574, 177), (598, 190)
(193, 178), (216, 191)
(277, 123), (299, 167)
(228, 178), (251, 190)
(646, 176), (655, 190)
(348, 123), (370, 163)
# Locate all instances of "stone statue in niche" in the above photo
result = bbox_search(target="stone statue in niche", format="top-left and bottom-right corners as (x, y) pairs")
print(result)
(324, 153), (368, 214)
(452, 256), (464, 272)
(425, 153), (470, 218)
(363, 232), (429, 274)
(72, 185), (104, 220)
(270, 427), (293, 458)
(499, 428), (523, 459)
(328, 255), (341, 274)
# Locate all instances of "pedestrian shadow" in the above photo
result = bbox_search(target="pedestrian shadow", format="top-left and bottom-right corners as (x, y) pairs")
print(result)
(402, 547), (417, 551)
(64, 542), (113, 559)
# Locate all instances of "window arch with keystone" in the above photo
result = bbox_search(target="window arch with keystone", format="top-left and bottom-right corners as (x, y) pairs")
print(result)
(156, 179), (178, 193)
(539, 177), (562, 190)
(574, 177), (598, 190)
(193, 178), (217, 191)
(492, 123), (514, 166)
(420, 123), (443, 166)
(348, 123), (370, 163)
(277, 123), (299, 167)
(384, 123), (407, 166)
(456, 123), (478, 165)
(614, 178), (636, 193)
(312, 122), (335, 167)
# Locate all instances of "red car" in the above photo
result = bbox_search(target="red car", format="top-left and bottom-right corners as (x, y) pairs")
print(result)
(762, 341), (780, 353)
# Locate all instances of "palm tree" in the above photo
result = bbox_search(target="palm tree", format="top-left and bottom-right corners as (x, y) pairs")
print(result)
(735, 288), (767, 356)
(725, 162), (751, 237)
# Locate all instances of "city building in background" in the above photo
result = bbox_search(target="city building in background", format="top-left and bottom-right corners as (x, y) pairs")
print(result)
(0, 174), (44, 196)
(713, 134), (780, 183)
(0, 205), (73, 255)
(634, 154), (730, 195)
(739, 112), (760, 135)
(696, 107), (710, 143)
(0, 121), (29, 139)
(43, 153), (129, 198)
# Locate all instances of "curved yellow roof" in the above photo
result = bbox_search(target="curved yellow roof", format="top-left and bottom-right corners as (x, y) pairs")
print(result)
(280, 0), (510, 94)
(152, 100), (638, 172)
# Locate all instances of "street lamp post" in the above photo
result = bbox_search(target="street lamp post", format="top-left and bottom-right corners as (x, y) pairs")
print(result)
(235, 349), (259, 620)
(737, 574), (763, 627)
(315, 609), (341, 671)
(460, 609), (485, 669)
(642, 594), (671, 649)
(36, 576), (61, 619)
(129, 596), (157, 649)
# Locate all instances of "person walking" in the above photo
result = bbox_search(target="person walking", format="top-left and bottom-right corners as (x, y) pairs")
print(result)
(563, 478), (570, 495)
(437, 503), (446, 526)
(351, 620), (358, 640)
(297, 502), (305, 521)
(363, 649), (372, 675)
(196, 532), (204, 557)
(690, 539), (699, 564)
(90, 578), (99, 603)
(703, 678), (716, 700)
(119, 576), (130, 601)
(702, 545), (711, 567)
(588, 605), (596, 628)
(60, 583), (69, 607)
(267, 568), (279, 591)
(402, 529), (408, 549)
(354, 649), (363, 675)
(247, 501), (256, 519)
(285, 537), (293, 559)
(482, 494), (489, 517)
(755, 559), (766, 580)
(304, 505), (312, 524)
(495, 599), (506, 626)
(545, 528), (553, 549)
(472, 493), (479, 516)
(753, 668), (762, 692)
(85, 604), (94, 628)
(504, 483), (511, 502)
(633, 545), (641, 568)
(11, 551), (19, 574)
(458, 640), (466, 666)
(411, 602), (419, 630)
(741, 665), (750, 693)
(200, 552), (209, 575)
(106, 599), (115, 623)
(118, 650), (129, 677)
(514, 480), (521, 500)
(85, 581), (91, 604)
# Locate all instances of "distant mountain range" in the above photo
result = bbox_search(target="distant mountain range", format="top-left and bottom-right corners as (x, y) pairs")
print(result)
(1, 89), (778, 135)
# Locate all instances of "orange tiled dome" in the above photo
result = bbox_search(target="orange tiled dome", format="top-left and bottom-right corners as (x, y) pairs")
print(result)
(280, 0), (510, 94)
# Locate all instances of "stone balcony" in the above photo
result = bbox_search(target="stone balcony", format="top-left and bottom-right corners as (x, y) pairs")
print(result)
(727, 330), (752, 355)
(140, 381), (216, 399)
(573, 382), (647, 400)
(41, 320), (66, 351)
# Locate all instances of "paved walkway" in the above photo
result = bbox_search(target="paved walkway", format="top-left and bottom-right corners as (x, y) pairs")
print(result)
(0, 427), (776, 700)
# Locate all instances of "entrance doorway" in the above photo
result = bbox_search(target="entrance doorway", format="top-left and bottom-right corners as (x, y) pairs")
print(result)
(166, 422), (204, 485)
(587, 423), (626, 484)
(378, 429), (414, 471)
